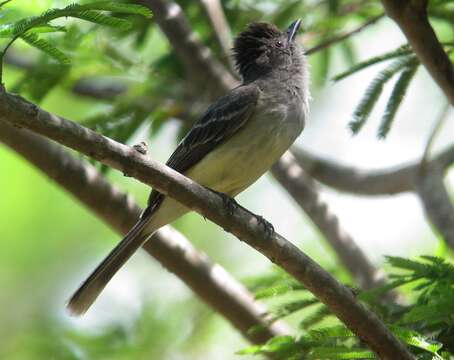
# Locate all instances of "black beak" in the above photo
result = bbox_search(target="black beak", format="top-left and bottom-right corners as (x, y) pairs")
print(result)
(286, 19), (302, 43)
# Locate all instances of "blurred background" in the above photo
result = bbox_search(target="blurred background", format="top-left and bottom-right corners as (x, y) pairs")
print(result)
(0, 0), (453, 359)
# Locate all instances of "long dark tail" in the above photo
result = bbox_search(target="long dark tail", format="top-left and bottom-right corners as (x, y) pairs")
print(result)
(67, 218), (153, 315)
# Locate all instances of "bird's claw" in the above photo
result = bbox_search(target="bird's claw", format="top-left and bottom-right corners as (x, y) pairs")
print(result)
(256, 215), (275, 238)
(206, 188), (238, 216)
(219, 193), (238, 216)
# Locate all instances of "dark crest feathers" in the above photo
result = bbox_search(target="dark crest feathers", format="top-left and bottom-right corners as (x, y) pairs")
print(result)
(233, 22), (281, 81)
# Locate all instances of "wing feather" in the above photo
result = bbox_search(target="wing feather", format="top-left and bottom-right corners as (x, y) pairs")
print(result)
(143, 84), (259, 218)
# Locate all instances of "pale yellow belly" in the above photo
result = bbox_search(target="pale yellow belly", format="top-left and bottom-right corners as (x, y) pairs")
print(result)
(147, 109), (303, 231)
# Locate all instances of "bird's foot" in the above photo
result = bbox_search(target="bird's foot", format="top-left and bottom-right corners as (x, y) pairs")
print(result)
(256, 215), (275, 238)
(218, 192), (239, 216)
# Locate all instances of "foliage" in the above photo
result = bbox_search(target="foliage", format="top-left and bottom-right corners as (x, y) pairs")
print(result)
(1, 0), (454, 359)
(241, 256), (454, 359)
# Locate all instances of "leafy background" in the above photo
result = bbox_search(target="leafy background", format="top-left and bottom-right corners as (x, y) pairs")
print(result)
(0, 0), (453, 359)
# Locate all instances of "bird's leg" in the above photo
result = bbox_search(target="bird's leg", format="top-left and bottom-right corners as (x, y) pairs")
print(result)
(255, 215), (275, 238)
(205, 187), (275, 238)
(205, 187), (239, 216)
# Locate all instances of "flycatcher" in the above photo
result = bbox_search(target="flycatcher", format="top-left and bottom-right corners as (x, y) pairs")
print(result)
(68, 19), (309, 315)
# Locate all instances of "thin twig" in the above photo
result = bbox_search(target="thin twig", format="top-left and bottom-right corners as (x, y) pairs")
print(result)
(305, 14), (384, 55)
(0, 87), (414, 359)
(292, 145), (454, 196)
(422, 102), (450, 164)
(138, 0), (237, 97)
(416, 165), (454, 248)
(198, 0), (237, 75)
(381, 0), (454, 104)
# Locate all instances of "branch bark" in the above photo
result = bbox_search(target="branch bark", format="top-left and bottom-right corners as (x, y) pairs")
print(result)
(198, 0), (236, 74)
(0, 87), (414, 359)
(292, 146), (454, 196)
(381, 0), (454, 104)
(416, 164), (454, 248)
(272, 152), (387, 291)
(0, 120), (288, 345)
(305, 14), (384, 56)
(138, 0), (236, 97)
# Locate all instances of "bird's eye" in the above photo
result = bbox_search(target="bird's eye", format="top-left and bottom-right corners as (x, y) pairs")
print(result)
(276, 40), (283, 48)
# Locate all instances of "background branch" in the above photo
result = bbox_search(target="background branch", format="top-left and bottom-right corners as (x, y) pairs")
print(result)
(305, 14), (384, 55)
(416, 164), (454, 248)
(197, 0), (236, 74)
(138, 0), (236, 96)
(0, 87), (414, 359)
(381, 0), (454, 104)
(0, 120), (288, 345)
(292, 146), (454, 195)
(272, 152), (388, 292)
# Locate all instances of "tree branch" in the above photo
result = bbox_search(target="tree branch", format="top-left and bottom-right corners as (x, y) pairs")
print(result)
(197, 0), (236, 74)
(416, 164), (454, 248)
(381, 0), (454, 104)
(0, 87), (414, 359)
(272, 152), (388, 291)
(138, 0), (236, 97)
(0, 120), (288, 345)
(305, 14), (385, 56)
(292, 146), (454, 195)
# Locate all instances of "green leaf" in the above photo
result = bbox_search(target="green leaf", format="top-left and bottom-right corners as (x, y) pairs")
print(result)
(0, 24), (65, 37)
(71, 10), (132, 30)
(273, 298), (319, 319)
(333, 45), (412, 81)
(236, 336), (296, 355)
(75, 2), (152, 18)
(0, 0), (14, 8)
(378, 63), (418, 139)
(391, 326), (443, 354)
(20, 32), (71, 65)
(359, 278), (413, 302)
(349, 56), (417, 135)
(308, 325), (355, 341)
(307, 346), (375, 359)
(300, 305), (333, 329)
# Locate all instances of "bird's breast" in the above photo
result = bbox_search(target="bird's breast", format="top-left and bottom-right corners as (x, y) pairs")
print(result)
(185, 100), (305, 196)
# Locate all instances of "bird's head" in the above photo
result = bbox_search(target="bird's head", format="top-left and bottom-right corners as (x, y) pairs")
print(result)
(233, 20), (303, 83)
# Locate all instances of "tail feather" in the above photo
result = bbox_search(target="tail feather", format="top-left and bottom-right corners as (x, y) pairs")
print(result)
(67, 218), (153, 316)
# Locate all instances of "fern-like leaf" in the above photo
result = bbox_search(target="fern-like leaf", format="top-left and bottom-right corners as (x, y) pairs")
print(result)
(0, 0), (13, 8)
(74, 2), (152, 18)
(391, 326), (443, 354)
(20, 32), (71, 65)
(273, 298), (319, 319)
(333, 44), (412, 81)
(308, 325), (355, 341)
(300, 305), (333, 329)
(378, 63), (418, 139)
(71, 10), (131, 30)
(307, 346), (375, 359)
(349, 56), (417, 134)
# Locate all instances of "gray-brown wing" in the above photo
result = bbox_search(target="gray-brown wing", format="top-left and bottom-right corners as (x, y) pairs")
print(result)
(143, 84), (259, 218)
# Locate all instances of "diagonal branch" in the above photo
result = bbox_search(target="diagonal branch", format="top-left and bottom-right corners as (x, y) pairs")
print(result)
(305, 14), (385, 56)
(0, 120), (288, 345)
(381, 0), (454, 104)
(0, 87), (414, 359)
(292, 145), (454, 195)
(416, 164), (454, 249)
(272, 152), (388, 292)
(138, 0), (236, 96)
(197, 0), (236, 74)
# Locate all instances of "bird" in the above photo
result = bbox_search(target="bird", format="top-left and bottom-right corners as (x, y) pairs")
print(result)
(68, 19), (309, 315)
